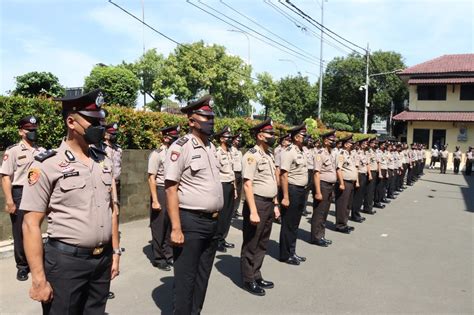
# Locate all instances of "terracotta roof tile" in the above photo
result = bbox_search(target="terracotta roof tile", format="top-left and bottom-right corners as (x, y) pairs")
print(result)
(400, 54), (474, 75)
(393, 111), (474, 122)
(408, 78), (474, 84)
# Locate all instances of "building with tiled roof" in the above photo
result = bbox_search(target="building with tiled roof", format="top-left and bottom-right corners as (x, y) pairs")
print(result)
(393, 54), (474, 169)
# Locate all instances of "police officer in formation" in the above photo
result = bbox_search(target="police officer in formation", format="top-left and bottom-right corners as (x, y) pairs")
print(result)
(20, 89), (121, 314)
(164, 95), (223, 314)
(1, 116), (44, 281)
(214, 126), (237, 253)
(147, 125), (180, 271)
(279, 124), (308, 265)
(240, 118), (280, 296)
(363, 138), (379, 213)
(466, 147), (473, 175)
(351, 138), (369, 223)
(231, 133), (244, 217)
(440, 145), (449, 174)
(453, 146), (462, 174)
(103, 122), (123, 201)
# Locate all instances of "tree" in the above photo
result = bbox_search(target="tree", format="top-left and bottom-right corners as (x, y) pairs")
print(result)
(323, 51), (408, 128)
(255, 72), (279, 118)
(161, 41), (255, 117)
(122, 49), (171, 111)
(83, 65), (140, 107)
(322, 111), (358, 131)
(12, 71), (65, 98)
(275, 75), (317, 125)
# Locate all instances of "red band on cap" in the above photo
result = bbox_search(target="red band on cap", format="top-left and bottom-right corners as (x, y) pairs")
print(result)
(261, 125), (273, 131)
(21, 123), (38, 129)
(167, 130), (179, 135)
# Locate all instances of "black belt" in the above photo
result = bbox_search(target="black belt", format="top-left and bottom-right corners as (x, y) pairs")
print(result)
(180, 208), (219, 220)
(288, 184), (306, 189)
(12, 185), (23, 189)
(254, 195), (274, 202)
(343, 180), (355, 184)
(47, 238), (111, 257)
(321, 181), (335, 186)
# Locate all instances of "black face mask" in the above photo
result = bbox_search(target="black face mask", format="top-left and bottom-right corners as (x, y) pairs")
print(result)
(265, 136), (276, 147)
(225, 138), (233, 147)
(109, 134), (117, 143)
(195, 119), (214, 136)
(84, 125), (105, 145)
(169, 136), (179, 144)
(328, 141), (336, 148)
(26, 130), (37, 142)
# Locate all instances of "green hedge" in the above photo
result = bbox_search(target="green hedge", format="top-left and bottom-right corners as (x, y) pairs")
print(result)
(0, 96), (369, 151)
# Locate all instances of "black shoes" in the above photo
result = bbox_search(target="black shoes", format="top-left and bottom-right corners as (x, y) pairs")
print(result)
(381, 198), (391, 203)
(256, 278), (274, 289)
(351, 217), (366, 223)
(223, 241), (235, 248)
(243, 281), (266, 296)
(107, 292), (115, 299)
(302, 210), (311, 216)
(336, 226), (351, 234)
(155, 261), (171, 271)
(322, 238), (332, 245)
(16, 269), (28, 281)
(374, 203), (385, 209)
(348, 226), (355, 231)
(363, 209), (377, 214)
(293, 254), (306, 262)
(217, 243), (227, 252)
(311, 239), (329, 247)
(280, 256), (300, 265)
(387, 195), (397, 199)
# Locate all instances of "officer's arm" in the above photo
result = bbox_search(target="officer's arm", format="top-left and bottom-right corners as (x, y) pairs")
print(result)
(23, 211), (47, 285)
(243, 179), (257, 213)
(1, 175), (14, 209)
(314, 171), (321, 196)
(165, 180), (181, 232)
(148, 174), (159, 205)
(110, 181), (120, 249)
(275, 167), (281, 187)
(280, 170), (289, 200)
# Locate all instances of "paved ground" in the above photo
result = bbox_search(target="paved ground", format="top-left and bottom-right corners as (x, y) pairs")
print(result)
(1, 170), (473, 314)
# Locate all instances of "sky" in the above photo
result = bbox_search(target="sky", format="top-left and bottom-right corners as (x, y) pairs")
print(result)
(1, 0), (473, 107)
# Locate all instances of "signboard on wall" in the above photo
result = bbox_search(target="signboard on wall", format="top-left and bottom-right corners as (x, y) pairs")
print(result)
(457, 126), (468, 141)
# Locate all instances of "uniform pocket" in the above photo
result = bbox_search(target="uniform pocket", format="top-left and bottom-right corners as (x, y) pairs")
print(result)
(190, 159), (206, 172)
(59, 178), (86, 191)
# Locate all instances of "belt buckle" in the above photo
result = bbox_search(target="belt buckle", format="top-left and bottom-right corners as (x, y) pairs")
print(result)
(212, 212), (218, 219)
(93, 247), (104, 255)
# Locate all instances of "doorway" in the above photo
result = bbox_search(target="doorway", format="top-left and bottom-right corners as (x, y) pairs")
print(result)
(432, 129), (446, 148)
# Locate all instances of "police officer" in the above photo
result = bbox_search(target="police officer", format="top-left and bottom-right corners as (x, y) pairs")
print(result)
(363, 138), (379, 213)
(310, 130), (337, 247)
(376, 141), (390, 204)
(240, 118), (280, 296)
(335, 135), (358, 233)
(231, 133), (243, 218)
(164, 95), (223, 315)
(440, 145), (449, 174)
(104, 122), (123, 200)
(453, 146), (462, 174)
(215, 126), (237, 252)
(466, 146), (473, 175)
(21, 89), (121, 314)
(351, 138), (369, 223)
(1, 116), (44, 281)
(302, 136), (315, 217)
(274, 133), (291, 191)
(279, 124), (308, 265)
(147, 125), (180, 271)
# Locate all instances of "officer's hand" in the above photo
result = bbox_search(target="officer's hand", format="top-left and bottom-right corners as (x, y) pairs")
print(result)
(339, 184), (345, 191)
(111, 254), (120, 280)
(274, 206), (281, 219)
(355, 182), (360, 188)
(171, 229), (184, 246)
(368, 175), (373, 181)
(250, 212), (260, 225)
(5, 202), (16, 214)
(30, 280), (53, 303)
(315, 192), (323, 201)
(281, 198), (290, 208)
(151, 201), (161, 211)
(234, 189), (238, 199)
(378, 174), (383, 179)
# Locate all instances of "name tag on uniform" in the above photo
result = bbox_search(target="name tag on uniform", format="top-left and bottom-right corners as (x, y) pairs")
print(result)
(18, 155), (27, 160)
(192, 155), (201, 160)
(63, 171), (79, 179)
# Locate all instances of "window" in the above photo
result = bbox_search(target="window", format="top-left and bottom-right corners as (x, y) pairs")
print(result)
(417, 85), (447, 100)
(413, 128), (429, 147)
(460, 84), (474, 100)
(432, 129), (446, 148)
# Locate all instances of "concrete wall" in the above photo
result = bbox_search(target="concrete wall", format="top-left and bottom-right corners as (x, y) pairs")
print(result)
(409, 84), (474, 111)
(0, 149), (153, 241)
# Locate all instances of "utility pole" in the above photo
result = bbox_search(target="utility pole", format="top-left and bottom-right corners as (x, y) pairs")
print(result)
(317, 0), (324, 120)
(363, 43), (370, 134)
(142, 0), (146, 108)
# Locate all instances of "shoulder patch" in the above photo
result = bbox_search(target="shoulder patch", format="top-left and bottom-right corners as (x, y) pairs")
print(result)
(176, 137), (189, 147)
(28, 168), (41, 185)
(247, 156), (256, 164)
(34, 149), (57, 162)
(249, 148), (257, 154)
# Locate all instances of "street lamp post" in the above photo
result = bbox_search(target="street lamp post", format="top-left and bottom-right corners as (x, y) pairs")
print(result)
(227, 29), (250, 64)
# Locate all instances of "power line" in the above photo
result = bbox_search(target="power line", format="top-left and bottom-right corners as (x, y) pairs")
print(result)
(108, 0), (261, 82)
(187, 0), (324, 67)
(280, 0), (366, 56)
(284, 0), (367, 53)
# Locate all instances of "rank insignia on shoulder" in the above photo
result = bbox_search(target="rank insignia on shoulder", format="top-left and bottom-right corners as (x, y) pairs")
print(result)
(35, 149), (57, 162)
(249, 148), (257, 154)
(176, 137), (189, 147)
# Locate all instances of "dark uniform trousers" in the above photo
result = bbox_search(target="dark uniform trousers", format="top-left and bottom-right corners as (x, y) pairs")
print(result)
(440, 158), (448, 174)
(304, 170), (315, 210)
(240, 195), (274, 282)
(173, 209), (218, 315)
(402, 164), (408, 187)
(351, 173), (367, 220)
(335, 180), (354, 229)
(453, 158), (461, 174)
(233, 171), (243, 215)
(363, 171), (377, 212)
(406, 165), (414, 185)
(387, 169), (395, 197)
(375, 170), (387, 202)
(279, 184), (306, 261)
(311, 181), (334, 241)
(11, 186), (29, 272)
(150, 186), (172, 265)
(42, 240), (112, 315)
(216, 182), (235, 244)
(466, 159), (473, 175)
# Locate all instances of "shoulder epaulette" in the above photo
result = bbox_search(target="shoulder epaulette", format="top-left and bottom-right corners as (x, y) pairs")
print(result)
(286, 145), (293, 151)
(249, 148), (257, 154)
(155, 148), (162, 154)
(176, 137), (189, 147)
(6, 143), (18, 151)
(34, 149), (57, 162)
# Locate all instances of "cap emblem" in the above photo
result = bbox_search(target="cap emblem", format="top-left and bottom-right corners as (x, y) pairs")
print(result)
(30, 117), (37, 124)
(96, 92), (105, 107)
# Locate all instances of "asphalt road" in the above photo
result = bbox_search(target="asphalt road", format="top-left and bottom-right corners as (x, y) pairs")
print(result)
(1, 170), (473, 314)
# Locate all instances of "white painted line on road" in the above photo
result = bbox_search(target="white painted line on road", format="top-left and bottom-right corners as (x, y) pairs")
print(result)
(380, 234), (388, 237)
